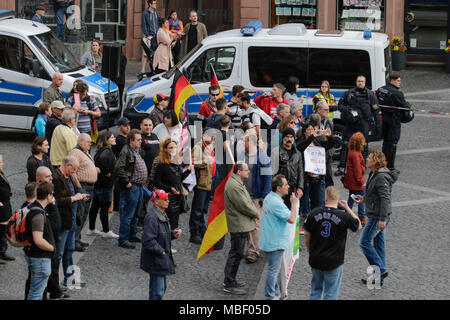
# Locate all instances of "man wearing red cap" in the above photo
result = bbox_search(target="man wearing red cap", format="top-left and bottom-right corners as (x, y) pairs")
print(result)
(149, 94), (169, 127)
(140, 189), (181, 300)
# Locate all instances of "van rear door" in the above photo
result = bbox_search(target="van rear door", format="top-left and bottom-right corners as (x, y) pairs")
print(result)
(0, 33), (49, 130)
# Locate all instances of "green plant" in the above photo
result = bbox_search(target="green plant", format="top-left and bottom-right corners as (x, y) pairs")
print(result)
(390, 36), (407, 51)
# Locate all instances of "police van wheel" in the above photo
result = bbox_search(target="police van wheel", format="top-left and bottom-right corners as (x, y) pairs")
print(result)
(332, 124), (345, 161)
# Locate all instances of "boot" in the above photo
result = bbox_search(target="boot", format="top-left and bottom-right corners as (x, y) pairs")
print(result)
(189, 231), (202, 244)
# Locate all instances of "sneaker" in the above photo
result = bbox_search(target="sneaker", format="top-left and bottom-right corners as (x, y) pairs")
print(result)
(171, 248), (177, 254)
(129, 236), (141, 243)
(76, 240), (89, 248)
(334, 168), (345, 177)
(102, 231), (119, 239)
(74, 242), (86, 252)
(86, 229), (103, 236)
(223, 280), (246, 288)
(0, 253), (15, 261)
(118, 242), (135, 249)
(223, 286), (247, 295)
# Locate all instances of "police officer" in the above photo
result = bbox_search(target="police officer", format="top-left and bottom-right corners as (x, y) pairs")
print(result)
(376, 72), (414, 169)
(335, 75), (380, 176)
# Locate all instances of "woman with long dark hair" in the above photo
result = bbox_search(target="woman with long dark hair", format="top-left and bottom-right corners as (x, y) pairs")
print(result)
(87, 131), (118, 239)
(26, 136), (53, 182)
(284, 76), (304, 106)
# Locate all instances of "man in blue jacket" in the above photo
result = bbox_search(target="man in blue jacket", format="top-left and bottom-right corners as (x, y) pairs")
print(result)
(140, 189), (181, 300)
(237, 131), (272, 264)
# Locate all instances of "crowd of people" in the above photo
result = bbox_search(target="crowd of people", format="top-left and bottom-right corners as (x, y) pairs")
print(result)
(0, 62), (412, 301)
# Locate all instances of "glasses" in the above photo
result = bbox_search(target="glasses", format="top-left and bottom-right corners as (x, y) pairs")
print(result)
(211, 93), (220, 97)
(289, 121), (295, 124)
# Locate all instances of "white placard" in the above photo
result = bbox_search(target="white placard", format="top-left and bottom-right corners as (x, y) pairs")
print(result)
(304, 146), (326, 175)
(410, 38), (417, 48)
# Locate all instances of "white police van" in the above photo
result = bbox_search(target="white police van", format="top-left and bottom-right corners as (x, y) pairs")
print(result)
(125, 21), (391, 148)
(0, 10), (120, 131)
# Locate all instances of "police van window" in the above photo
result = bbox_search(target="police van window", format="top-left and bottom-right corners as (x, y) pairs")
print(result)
(248, 47), (307, 88)
(0, 35), (22, 73)
(185, 47), (236, 83)
(308, 48), (372, 89)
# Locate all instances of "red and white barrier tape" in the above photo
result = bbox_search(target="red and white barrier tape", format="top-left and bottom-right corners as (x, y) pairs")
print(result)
(379, 105), (450, 117)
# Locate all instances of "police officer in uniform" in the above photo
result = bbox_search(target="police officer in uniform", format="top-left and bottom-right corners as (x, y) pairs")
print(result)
(376, 72), (414, 169)
(335, 75), (381, 176)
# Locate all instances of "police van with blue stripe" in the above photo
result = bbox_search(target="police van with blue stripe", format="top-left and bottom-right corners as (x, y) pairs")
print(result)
(124, 21), (391, 153)
(0, 10), (120, 131)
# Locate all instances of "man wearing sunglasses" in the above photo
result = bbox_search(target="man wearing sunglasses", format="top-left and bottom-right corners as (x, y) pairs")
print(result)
(199, 85), (221, 118)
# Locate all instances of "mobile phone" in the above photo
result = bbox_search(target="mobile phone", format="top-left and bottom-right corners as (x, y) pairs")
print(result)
(351, 194), (358, 201)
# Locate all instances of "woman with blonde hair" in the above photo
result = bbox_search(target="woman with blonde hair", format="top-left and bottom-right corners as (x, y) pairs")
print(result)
(354, 150), (399, 286)
(151, 137), (193, 244)
(312, 80), (337, 113)
(343, 132), (366, 225)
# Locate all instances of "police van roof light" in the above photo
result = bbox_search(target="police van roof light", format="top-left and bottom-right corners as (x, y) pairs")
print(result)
(240, 21), (263, 37)
(363, 29), (372, 40)
(0, 10), (15, 21)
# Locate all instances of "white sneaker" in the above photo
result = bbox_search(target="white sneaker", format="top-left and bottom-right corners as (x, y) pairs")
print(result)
(86, 229), (103, 236)
(171, 248), (177, 254)
(102, 231), (119, 239)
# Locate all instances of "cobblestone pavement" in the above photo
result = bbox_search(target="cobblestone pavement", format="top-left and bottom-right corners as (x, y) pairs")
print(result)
(0, 66), (449, 300)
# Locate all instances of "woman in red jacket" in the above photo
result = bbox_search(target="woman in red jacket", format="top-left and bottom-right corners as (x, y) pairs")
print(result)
(344, 132), (366, 225)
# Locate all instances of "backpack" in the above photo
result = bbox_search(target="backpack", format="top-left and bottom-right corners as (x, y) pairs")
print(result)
(6, 206), (42, 247)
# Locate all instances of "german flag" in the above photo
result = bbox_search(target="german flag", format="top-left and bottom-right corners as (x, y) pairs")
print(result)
(210, 64), (223, 98)
(168, 68), (197, 120)
(196, 165), (234, 261)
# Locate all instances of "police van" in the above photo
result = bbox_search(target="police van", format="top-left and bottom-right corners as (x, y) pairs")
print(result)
(0, 10), (120, 131)
(125, 21), (391, 150)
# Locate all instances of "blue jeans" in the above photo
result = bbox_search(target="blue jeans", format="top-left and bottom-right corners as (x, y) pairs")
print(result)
(56, 5), (71, 39)
(149, 275), (167, 300)
(58, 216), (76, 280)
(347, 190), (365, 217)
(119, 184), (142, 244)
(26, 257), (52, 300)
(359, 217), (390, 275)
(264, 249), (284, 300)
(301, 177), (326, 214)
(310, 264), (344, 300)
(189, 188), (210, 235)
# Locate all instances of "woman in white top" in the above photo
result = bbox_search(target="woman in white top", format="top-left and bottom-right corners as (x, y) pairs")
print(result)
(152, 109), (182, 144)
(284, 76), (304, 107)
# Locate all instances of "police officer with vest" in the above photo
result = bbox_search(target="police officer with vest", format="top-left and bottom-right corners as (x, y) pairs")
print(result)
(376, 72), (414, 169)
(335, 75), (381, 176)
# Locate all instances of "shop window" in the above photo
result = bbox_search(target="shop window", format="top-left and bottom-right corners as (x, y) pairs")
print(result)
(308, 48), (372, 89)
(185, 47), (236, 83)
(337, 0), (385, 33)
(271, 0), (317, 29)
(248, 46), (307, 88)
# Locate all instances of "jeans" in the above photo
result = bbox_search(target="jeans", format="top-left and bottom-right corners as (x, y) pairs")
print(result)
(310, 264), (344, 300)
(56, 5), (71, 39)
(0, 223), (8, 255)
(26, 257), (52, 300)
(89, 188), (113, 233)
(301, 177), (326, 214)
(189, 188), (210, 235)
(264, 249), (284, 300)
(359, 217), (390, 275)
(347, 190), (365, 217)
(149, 275), (167, 300)
(224, 232), (248, 287)
(58, 214), (76, 280)
(76, 183), (94, 242)
(119, 184), (142, 244)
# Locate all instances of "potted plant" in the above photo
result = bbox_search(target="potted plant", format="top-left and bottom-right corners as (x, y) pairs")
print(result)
(445, 39), (450, 73)
(390, 36), (407, 71)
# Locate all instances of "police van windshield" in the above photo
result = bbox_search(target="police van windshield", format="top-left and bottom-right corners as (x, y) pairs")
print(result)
(163, 43), (203, 79)
(28, 31), (83, 73)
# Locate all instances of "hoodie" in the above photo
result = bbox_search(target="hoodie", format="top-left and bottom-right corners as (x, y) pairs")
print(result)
(365, 168), (399, 221)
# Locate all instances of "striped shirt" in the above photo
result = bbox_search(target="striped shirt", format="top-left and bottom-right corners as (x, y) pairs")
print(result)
(66, 95), (98, 134)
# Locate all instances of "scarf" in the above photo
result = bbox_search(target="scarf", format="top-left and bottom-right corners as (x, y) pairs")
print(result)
(169, 18), (181, 31)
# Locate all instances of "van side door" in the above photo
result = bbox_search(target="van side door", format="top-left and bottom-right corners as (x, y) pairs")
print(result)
(182, 44), (240, 113)
(0, 34), (50, 130)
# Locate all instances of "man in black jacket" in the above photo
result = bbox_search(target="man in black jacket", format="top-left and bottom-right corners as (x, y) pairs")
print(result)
(335, 75), (380, 176)
(45, 100), (65, 147)
(141, 189), (181, 300)
(376, 72), (413, 169)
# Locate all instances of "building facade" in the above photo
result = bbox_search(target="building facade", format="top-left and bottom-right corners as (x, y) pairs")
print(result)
(5, 0), (449, 60)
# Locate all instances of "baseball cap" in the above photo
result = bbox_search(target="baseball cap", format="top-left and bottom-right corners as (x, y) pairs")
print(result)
(152, 189), (169, 202)
(36, 6), (46, 11)
(116, 117), (130, 126)
(50, 100), (65, 109)
(153, 93), (169, 104)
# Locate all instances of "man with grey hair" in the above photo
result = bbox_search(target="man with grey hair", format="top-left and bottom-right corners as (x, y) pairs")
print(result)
(69, 133), (99, 252)
(50, 109), (79, 167)
(315, 101), (335, 186)
(43, 72), (65, 104)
